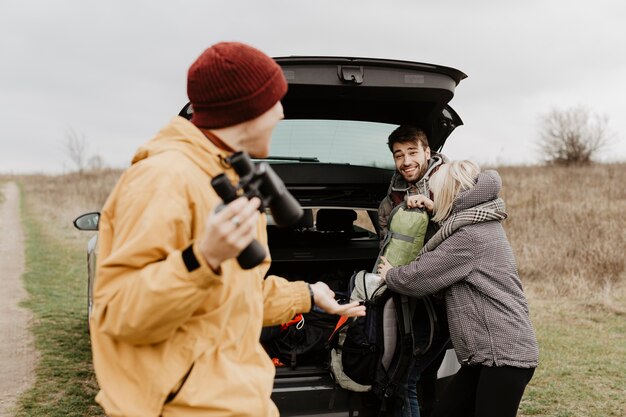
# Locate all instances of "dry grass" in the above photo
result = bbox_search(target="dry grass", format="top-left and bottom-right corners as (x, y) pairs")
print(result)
(498, 163), (626, 307)
(13, 169), (122, 242)
(19, 168), (121, 215)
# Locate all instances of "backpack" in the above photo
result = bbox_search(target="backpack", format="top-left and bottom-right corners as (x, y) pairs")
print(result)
(329, 272), (415, 395)
(261, 274), (350, 369)
(263, 310), (338, 369)
(374, 201), (429, 270)
(329, 202), (435, 408)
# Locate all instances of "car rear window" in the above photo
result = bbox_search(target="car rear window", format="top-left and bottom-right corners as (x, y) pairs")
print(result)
(269, 119), (397, 169)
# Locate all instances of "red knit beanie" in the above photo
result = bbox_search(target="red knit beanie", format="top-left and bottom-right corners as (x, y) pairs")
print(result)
(187, 42), (288, 129)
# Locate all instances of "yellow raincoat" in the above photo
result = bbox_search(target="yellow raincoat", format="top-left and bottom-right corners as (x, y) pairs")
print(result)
(91, 116), (311, 417)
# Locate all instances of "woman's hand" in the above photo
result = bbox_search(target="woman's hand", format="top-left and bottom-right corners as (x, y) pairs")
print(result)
(309, 282), (366, 317)
(376, 256), (393, 280)
(407, 194), (434, 212)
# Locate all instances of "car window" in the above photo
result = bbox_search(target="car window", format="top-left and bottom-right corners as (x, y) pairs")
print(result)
(267, 208), (377, 236)
(354, 209), (376, 234)
(269, 119), (397, 169)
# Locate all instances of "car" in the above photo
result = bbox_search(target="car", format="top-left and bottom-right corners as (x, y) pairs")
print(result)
(74, 55), (466, 416)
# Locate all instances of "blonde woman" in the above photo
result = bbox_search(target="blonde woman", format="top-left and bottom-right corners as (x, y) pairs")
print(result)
(378, 160), (538, 417)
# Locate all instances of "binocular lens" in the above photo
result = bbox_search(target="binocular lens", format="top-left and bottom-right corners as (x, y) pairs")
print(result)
(229, 151), (255, 177)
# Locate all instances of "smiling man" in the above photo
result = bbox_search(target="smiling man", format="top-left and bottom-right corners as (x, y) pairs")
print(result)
(377, 124), (449, 417)
(378, 125), (446, 242)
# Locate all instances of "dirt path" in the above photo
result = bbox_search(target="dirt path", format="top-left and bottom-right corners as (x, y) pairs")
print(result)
(0, 182), (37, 417)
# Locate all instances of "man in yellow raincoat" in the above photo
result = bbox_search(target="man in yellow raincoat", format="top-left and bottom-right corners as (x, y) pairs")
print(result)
(90, 42), (365, 417)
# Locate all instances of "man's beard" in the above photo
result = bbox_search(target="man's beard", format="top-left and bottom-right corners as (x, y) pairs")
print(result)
(401, 163), (428, 183)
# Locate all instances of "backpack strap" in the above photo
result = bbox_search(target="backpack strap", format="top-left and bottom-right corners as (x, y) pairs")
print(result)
(413, 296), (436, 356)
(387, 231), (416, 243)
(375, 294), (415, 408)
(399, 295), (413, 338)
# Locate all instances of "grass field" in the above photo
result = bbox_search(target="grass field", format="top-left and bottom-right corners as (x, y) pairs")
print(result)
(7, 162), (626, 416)
(14, 181), (102, 417)
(520, 299), (626, 416)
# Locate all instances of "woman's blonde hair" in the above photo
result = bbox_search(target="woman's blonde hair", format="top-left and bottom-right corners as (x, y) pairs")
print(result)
(429, 160), (481, 223)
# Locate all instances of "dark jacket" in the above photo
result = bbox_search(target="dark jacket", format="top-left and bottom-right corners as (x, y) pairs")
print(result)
(385, 171), (539, 369)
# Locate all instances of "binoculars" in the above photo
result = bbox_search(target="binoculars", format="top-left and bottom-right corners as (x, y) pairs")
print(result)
(211, 151), (303, 269)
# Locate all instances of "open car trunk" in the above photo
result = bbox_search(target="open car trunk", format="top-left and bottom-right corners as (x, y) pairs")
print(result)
(265, 206), (382, 416)
(259, 162), (391, 415)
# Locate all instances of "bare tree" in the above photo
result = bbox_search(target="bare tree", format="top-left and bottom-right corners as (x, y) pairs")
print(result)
(65, 129), (88, 173)
(537, 106), (613, 165)
(87, 154), (106, 171)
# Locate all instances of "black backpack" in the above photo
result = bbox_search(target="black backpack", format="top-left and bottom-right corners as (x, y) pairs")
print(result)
(263, 310), (338, 369)
(329, 271), (436, 409)
(341, 284), (414, 393)
(328, 201), (434, 402)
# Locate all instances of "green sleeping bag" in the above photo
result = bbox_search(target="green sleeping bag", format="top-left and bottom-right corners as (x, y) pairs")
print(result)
(374, 201), (429, 271)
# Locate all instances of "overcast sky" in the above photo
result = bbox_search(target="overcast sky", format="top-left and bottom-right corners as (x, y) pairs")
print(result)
(1, 0), (625, 173)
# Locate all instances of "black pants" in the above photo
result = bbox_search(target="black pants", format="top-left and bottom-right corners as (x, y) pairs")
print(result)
(430, 365), (535, 417)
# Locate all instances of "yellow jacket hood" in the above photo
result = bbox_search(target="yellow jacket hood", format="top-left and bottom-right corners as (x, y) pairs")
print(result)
(131, 116), (232, 177)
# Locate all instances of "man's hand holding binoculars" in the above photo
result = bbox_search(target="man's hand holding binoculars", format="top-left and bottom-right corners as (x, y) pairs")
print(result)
(199, 196), (262, 272)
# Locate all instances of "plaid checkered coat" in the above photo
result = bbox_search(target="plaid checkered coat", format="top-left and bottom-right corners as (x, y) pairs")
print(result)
(385, 170), (539, 369)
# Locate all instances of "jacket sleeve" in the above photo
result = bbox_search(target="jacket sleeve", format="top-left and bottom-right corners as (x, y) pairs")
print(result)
(378, 197), (392, 247)
(93, 170), (221, 345)
(253, 217), (311, 326)
(385, 228), (475, 297)
(261, 275), (311, 326)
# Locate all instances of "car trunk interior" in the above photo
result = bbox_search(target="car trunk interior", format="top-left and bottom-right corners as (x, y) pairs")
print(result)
(264, 208), (380, 373)
(264, 207), (381, 415)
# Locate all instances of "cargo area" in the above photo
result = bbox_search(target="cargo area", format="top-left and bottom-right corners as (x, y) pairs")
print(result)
(263, 207), (382, 416)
